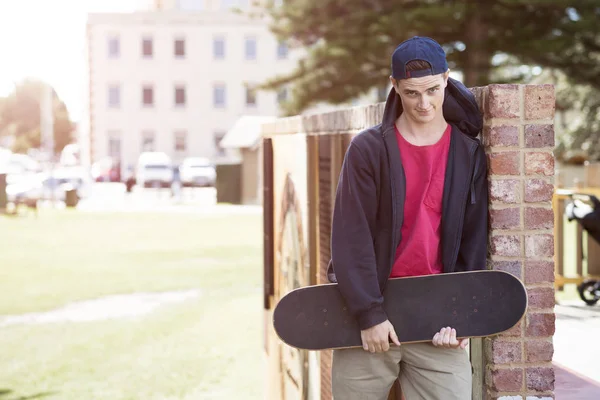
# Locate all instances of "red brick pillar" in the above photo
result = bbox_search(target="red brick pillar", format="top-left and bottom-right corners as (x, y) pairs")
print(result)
(482, 84), (556, 399)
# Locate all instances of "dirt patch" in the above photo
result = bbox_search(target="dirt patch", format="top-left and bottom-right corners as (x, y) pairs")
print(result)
(0, 289), (200, 327)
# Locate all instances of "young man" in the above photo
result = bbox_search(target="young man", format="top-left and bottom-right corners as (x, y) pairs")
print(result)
(327, 36), (489, 399)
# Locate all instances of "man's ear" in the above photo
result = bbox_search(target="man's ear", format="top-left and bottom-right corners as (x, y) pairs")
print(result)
(442, 70), (450, 89)
(389, 76), (399, 94)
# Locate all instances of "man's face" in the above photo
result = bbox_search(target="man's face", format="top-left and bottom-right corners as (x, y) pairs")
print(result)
(390, 72), (449, 124)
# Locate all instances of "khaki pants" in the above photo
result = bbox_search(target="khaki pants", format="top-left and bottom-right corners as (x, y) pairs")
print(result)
(332, 343), (472, 400)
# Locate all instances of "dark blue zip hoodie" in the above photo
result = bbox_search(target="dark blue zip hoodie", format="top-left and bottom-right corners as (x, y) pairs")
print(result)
(327, 78), (489, 330)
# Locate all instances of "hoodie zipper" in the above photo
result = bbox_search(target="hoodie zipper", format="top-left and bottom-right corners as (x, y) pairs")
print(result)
(382, 128), (401, 278)
(450, 143), (478, 270)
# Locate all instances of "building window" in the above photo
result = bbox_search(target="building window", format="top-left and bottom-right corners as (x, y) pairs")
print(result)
(213, 36), (225, 59)
(175, 85), (186, 107)
(142, 131), (155, 152)
(108, 85), (120, 108)
(174, 131), (187, 153)
(277, 87), (288, 104)
(142, 85), (154, 107)
(245, 84), (257, 107)
(108, 36), (120, 58)
(174, 38), (185, 58)
(107, 132), (121, 161)
(245, 36), (257, 60)
(213, 84), (226, 108)
(277, 42), (288, 59)
(142, 37), (153, 58)
(214, 131), (226, 156)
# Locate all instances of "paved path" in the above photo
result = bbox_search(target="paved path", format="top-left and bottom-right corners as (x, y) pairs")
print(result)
(554, 301), (600, 398)
(555, 362), (600, 400)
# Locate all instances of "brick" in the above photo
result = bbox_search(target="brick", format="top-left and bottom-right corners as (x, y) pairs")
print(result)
(490, 208), (521, 230)
(524, 179), (554, 203)
(487, 84), (520, 119)
(486, 338), (523, 364)
(525, 339), (554, 362)
(487, 367), (524, 392)
(483, 125), (520, 147)
(526, 313), (555, 337)
(470, 87), (486, 113)
(491, 235), (521, 257)
(525, 152), (555, 176)
(490, 179), (521, 204)
(524, 207), (554, 230)
(489, 152), (520, 175)
(490, 260), (522, 279)
(527, 287), (556, 309)
(525, 125), (555, 148)
(525, 234), (554, 258)
(526, 367), (555, 391)
(525, 85), (555, 120)
(525, 261), (555, 285)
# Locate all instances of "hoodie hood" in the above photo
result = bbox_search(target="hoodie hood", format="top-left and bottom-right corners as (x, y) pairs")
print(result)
(381, 77), (483, 137)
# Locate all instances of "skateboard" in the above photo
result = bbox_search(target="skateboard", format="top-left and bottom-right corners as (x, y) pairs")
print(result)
(273, 270), (527, 350)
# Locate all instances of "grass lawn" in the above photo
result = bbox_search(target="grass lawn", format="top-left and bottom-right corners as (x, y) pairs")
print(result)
(0, 209), (263, 400)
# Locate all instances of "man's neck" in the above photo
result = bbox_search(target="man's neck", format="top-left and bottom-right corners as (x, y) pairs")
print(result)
(395, 114), (448, 146)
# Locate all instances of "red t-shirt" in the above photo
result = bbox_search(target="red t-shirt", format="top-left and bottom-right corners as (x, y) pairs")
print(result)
(390, 124), (451, 278)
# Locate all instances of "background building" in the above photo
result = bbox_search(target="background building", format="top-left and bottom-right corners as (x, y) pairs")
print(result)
(85, 0), (304, 175)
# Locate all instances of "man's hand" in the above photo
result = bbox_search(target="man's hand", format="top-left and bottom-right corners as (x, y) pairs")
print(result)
(432, 326), (469, 349)
(361, 320), (401, 353)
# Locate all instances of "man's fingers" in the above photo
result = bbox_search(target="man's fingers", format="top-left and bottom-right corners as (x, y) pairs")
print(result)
(361, 321), (402, 352)
(382, 340), (390, 352)
(432, 327), (469, 349)
(450, 329), (460, 346)
(440, 327), (449, 346)
(445, 328), (456, 348)
(450, 328), (458, 346)
(390, 329), (401, 346)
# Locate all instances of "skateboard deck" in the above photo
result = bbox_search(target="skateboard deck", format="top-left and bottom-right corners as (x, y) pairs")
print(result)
(273, 270), (527, 350)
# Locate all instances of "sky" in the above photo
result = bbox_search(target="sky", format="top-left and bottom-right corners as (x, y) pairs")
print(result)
(0, 0), (151, 123)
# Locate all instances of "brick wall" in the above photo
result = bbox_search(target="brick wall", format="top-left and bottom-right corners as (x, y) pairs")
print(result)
(477, 84), (556, 400)
(263, 83), (556, 400)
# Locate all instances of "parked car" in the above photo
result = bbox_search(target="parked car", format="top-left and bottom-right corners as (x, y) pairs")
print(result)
(136, 152), (173, 188)
(91, 157), (120, 182)
(6, 167), (92, 204)
(179, 157), (216, 187)
(6, 177), (43, 205)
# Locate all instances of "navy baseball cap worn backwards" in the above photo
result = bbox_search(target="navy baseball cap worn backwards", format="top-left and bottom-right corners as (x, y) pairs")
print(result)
(391, 36), (448, 80)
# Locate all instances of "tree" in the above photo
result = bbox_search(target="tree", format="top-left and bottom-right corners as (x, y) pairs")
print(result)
(551, 70), (600, 162)
(0, 79), (74, 155)
(261, 0), (600, 115)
